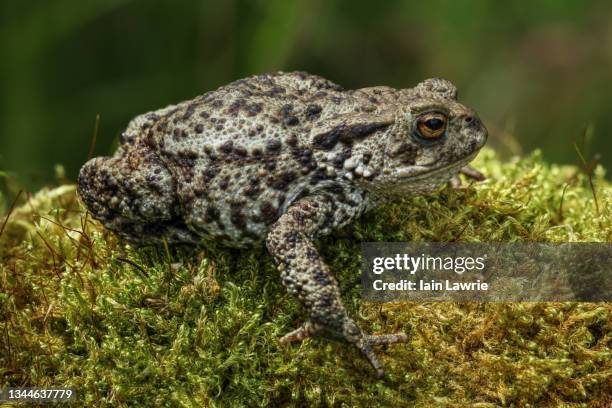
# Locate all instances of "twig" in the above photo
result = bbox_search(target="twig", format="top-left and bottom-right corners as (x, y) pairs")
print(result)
(557, 183), (569, 221)
(87, 114), (100, 161)
(573, 142), (600, 215)
(117, 256), (149, 279)
(0, 190), (23, 239)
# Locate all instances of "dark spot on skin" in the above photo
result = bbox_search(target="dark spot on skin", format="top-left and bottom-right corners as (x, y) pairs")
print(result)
(338, 122), (390, 143)
(280, 104), (293, 116)
(251, 147), (263, 158)
(333, 148), (352, 169)
(173, 128), (181, 139)
(260, 201), (278, 225)
(256, 124), (264, 133)
(176, 149), (196, 165)
(246, 103), (262, 116)
(211, 100), (223, 109)
(219, 176), (230, 190)
(202, 166), (219, 182)
(265, 161), (276, 171)
(215, 125), (223, 131)
(270, 171), (296, 191)
(199, 111), (210, 119)
(362, 151), (372, 164)
(183, 104), (197, 120)
(267, 86), (285, 96)
(219, 141), (233, 154)
(227, 99), (246, 116)
(300, 166), (313, 175)
(314, 121), (391, 150)
(204, 205), (220, 222)
(306, 247), (319, 261)
(195, 124), (204, 133)
(292, 147), (313, 165)
(230, 203), (247, 230)
(284, 116), (299, 126)
(266, 139), (282, 153)
(313, 128), (340, 150)
(303, 157), (316, 168)
(234, 145), (247, 157)
(280, 104), (300, 126)
(244, 179), (261, 197)
(284, 231), (301, 244)
(286, 134), (298, 147)
(305, 104), (322, 120)
(143, 134), (156, 149)
(194, 186), (207, 198)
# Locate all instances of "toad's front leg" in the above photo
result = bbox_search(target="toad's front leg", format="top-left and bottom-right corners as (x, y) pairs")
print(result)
(266, 194), (407, 378)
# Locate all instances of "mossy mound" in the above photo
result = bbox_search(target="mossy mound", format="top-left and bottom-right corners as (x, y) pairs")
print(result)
(1, 149), (611, 407)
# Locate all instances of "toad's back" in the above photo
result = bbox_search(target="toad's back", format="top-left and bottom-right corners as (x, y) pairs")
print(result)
(121, 72), (391, 246)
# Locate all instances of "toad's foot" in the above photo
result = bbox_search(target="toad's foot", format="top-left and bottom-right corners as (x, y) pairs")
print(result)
(280, 321), (408, 378)
(267, 194), (407, 378)
(450, 165), (486, 188)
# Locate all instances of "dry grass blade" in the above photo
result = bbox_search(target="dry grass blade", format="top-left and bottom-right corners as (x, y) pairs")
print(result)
(0, 190), (23, 239)
(87, 114), (100, 161)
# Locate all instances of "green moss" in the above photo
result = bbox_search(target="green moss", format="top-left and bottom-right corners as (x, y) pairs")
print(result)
(1, 149), (611, 407)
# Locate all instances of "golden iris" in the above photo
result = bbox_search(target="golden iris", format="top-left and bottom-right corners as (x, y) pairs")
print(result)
(416, 113), (447, 139)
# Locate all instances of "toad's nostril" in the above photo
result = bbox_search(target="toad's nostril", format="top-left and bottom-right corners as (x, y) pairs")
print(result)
(464, 116), (474, 124)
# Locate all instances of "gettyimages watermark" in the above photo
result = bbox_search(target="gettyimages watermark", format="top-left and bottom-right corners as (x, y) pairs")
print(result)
(361, 243), (612, 302)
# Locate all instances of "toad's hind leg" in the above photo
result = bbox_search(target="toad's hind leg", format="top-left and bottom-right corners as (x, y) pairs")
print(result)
(266, 194), (407, 378)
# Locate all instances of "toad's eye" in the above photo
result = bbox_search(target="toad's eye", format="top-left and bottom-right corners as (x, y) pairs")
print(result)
(416, 113), (447, 140)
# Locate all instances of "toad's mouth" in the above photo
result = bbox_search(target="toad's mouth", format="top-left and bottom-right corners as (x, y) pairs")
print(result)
(392, 151), (479, 181)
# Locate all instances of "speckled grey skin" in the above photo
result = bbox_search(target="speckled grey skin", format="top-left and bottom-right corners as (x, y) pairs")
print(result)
(78, 71), (487, 377)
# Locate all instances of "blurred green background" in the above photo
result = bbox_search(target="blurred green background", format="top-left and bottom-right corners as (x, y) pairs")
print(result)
(2, 0), (611, 190)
